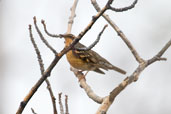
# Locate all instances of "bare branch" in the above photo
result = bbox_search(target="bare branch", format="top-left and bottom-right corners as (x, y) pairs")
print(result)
(67, 0), (78, 33)
(65, 95), (69, 114)
(74, 24), (108, 51)
(31, 108), (37, 114)
(91, 0), (100, 11)
(96, 96), (110, 114)
(118, 30), (145, 63)
(91, 0), (143, 63)
(96, 39), (171, 113)
(25, 25), (58, 114)
(106, 0), (138, 12)
(59, 93), (64, 114)
(16, 45), (72, 114)
(71, 67), (103, 104)
(33, 17), (57, 55)
(16, 25), (63, 114)
(29, 25), (45, 73)
(76, 5), (107, 41)
(41, 20), (62, 38)
(147, 39), (171, 65)
(46, 80), (58, 114)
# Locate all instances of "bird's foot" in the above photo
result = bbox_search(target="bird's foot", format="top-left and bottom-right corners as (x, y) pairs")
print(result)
(78, 75), (86, 82)
(76, 70), (87, 82)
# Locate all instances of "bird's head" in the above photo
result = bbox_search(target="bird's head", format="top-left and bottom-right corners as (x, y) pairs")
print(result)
(61, 34), (76, 46)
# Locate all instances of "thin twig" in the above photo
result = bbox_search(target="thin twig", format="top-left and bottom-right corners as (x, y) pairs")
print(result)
(29, 25), (45, 73)
(91, 0), (143, 63)
(31, 108), (37, 114)
(106, 0), (138, 12)
(33, 17), (57, 55)
(58, 93), (64, 114)
(65, 95), (69, 114)
(147, 39), (171, 65)
(41, 20), (62, 38)
(46, 80), (58, 114)
(74, 24), (108, 51)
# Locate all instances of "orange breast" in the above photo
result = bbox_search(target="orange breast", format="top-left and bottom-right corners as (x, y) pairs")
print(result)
(66, 50), (91, 70)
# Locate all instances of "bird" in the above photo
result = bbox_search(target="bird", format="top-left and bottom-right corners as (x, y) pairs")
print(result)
(63, 34), (126, 75)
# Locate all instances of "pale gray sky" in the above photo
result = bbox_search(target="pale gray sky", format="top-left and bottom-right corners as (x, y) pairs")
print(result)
(0, 0), (171, 114)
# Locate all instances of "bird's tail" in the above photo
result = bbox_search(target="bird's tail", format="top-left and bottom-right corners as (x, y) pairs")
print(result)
(94, 68), (105, 74)
(111, 65), (126, 74)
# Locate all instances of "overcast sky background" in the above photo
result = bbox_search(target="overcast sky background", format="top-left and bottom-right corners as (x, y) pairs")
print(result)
(0, 0), (171, 114)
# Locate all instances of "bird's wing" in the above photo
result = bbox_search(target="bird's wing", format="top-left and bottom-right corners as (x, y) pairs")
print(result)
(73, 43), (126, 74)
(73, 43), (111, 70)
(72, 43), (98, 63)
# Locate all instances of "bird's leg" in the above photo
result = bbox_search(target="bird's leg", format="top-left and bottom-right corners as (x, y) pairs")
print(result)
(70, 67), (88, 81)
(75, 70), (85, 81)
(84, 71), (89, 77)
(78, 71), (89, 82)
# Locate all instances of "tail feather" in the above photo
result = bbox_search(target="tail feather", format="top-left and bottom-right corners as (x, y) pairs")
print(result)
(94, 68), (105, 74)
(111, 65), (126, 74)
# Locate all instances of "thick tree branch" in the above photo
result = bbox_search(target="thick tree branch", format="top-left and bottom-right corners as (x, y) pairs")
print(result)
(71, 67), (103, 104)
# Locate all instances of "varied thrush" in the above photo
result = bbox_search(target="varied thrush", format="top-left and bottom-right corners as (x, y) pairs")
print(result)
(64, 34), (126, 75)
